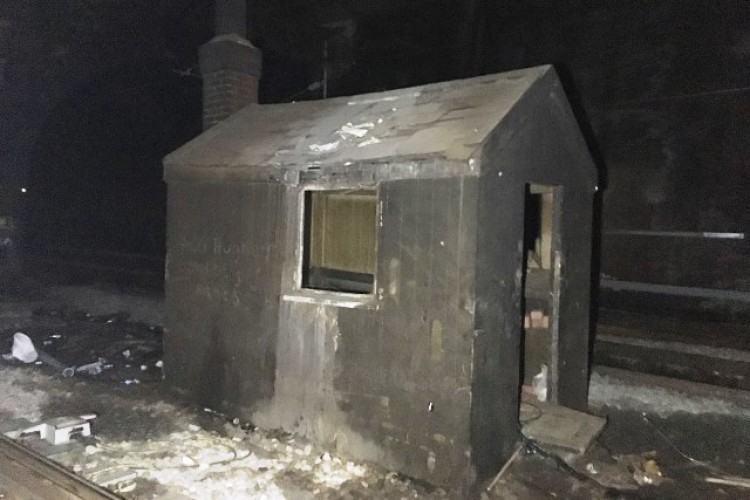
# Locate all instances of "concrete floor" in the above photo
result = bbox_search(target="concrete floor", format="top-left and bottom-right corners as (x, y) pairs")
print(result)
(1, 281), (750, 498)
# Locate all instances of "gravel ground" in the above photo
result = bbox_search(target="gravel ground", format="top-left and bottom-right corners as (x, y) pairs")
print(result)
(2, 286), (750, 499)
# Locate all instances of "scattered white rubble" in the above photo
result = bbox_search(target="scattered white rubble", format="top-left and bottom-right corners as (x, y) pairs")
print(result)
(337, 122), (374, 139)
(358, 137), (381, 147)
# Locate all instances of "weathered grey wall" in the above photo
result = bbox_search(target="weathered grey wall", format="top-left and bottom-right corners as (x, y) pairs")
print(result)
(252, 177), (479, 487)
(164, 181), (285, 411)
(472, 70), (596, 478)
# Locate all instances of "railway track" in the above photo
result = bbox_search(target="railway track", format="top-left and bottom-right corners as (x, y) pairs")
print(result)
(0, 435), (121, 500)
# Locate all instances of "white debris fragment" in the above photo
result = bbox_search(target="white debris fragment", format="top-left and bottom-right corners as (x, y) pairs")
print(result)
(188, 424), (200, 432)
(182, 456), (196, 467)
(140, 365), (148, 371)
(308, 141), (340, 153)
(50, 334), (62, 339)
(123, 379), (140, 385)
(115, 483), (136, 493)
(532, 364), (548, 402)
(337, 122), (374, 139)
(122, 350), (131, 359)
(358, 137), (381, 147)
(155, 360), (164, 368)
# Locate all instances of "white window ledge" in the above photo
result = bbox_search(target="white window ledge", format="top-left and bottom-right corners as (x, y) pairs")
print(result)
(282, 289), (376, 309)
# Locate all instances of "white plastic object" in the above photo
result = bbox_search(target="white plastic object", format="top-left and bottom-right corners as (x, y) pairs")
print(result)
(11, 333), (38, 363)
(531, 364), (548, 402)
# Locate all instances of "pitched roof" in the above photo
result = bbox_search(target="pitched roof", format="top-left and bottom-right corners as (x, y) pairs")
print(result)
(164, 66), (552, 172)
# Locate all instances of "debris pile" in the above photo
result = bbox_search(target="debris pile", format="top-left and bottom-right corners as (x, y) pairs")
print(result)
(1, 306), (163, 385)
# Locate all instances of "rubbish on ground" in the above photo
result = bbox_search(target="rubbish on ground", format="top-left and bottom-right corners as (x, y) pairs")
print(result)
(123, 379), (140, 385)
(36, 349), (75, 377)
(705, 475), (750, 488)
(11, 332), (38, 363)
(7, 332), (74, 376)
(617, 452), (664, 487)
(532, 364), (548, 402)
(155, 360), (163, 368)
(5, 414), (96, 445)
(188, 424), (200, 432)
(88, 465), (138, 489)
(486, 443), (523, 492)
(140, 364), (147, 371)
(122, 349), (131, 359)
(114, 481), (137, 493)
(632, 458), (663, 486)
(76, 358), (106, 376)
(586, 463), (598, 475)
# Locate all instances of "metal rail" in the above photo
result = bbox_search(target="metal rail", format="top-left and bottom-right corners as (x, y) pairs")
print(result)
(0, 434), (121, 500)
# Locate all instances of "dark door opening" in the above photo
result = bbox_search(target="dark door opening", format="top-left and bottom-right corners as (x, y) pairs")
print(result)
(520, 184), (561, 420)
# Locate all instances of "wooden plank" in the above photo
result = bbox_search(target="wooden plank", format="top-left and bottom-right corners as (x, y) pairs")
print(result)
(0, 435), (121, 500)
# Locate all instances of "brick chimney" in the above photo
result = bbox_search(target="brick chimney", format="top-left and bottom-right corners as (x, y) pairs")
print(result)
(199, 0), (262, 130)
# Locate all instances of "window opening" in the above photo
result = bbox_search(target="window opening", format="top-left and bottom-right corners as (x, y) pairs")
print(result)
(302, 189), (377, 294)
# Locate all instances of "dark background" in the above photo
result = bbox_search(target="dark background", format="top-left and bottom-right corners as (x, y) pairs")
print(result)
(1, 0), (748, 318)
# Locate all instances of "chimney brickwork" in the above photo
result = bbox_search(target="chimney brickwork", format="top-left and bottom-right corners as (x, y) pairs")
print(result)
(199, 34), (261, 130)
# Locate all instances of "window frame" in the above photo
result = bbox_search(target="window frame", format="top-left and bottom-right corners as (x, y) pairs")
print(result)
(283, 185), (380, 308)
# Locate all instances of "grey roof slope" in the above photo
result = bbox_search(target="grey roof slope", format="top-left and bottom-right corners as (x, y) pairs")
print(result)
(164, 65), (552, 171)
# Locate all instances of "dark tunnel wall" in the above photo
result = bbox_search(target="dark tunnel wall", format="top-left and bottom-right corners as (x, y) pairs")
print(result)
(473, 1), (750, 317)
(2, 0), (748, 314)
(25, 66), (201, 256)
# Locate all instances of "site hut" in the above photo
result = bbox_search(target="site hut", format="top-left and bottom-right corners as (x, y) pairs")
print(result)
(162, 64), (597, 490)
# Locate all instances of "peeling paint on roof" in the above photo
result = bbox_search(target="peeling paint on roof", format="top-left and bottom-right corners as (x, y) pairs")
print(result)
(164, 66), (551, 172)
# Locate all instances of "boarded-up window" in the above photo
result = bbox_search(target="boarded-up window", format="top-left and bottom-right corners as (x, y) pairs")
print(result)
(302, 189), (377, 294)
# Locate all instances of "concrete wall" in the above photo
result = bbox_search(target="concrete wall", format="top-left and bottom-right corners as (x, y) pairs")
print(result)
(164, 181), (285, 411)
(252, 177), (478, 487)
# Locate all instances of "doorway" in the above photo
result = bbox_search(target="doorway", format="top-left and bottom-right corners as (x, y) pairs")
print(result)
(519, 184), (560, 417)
